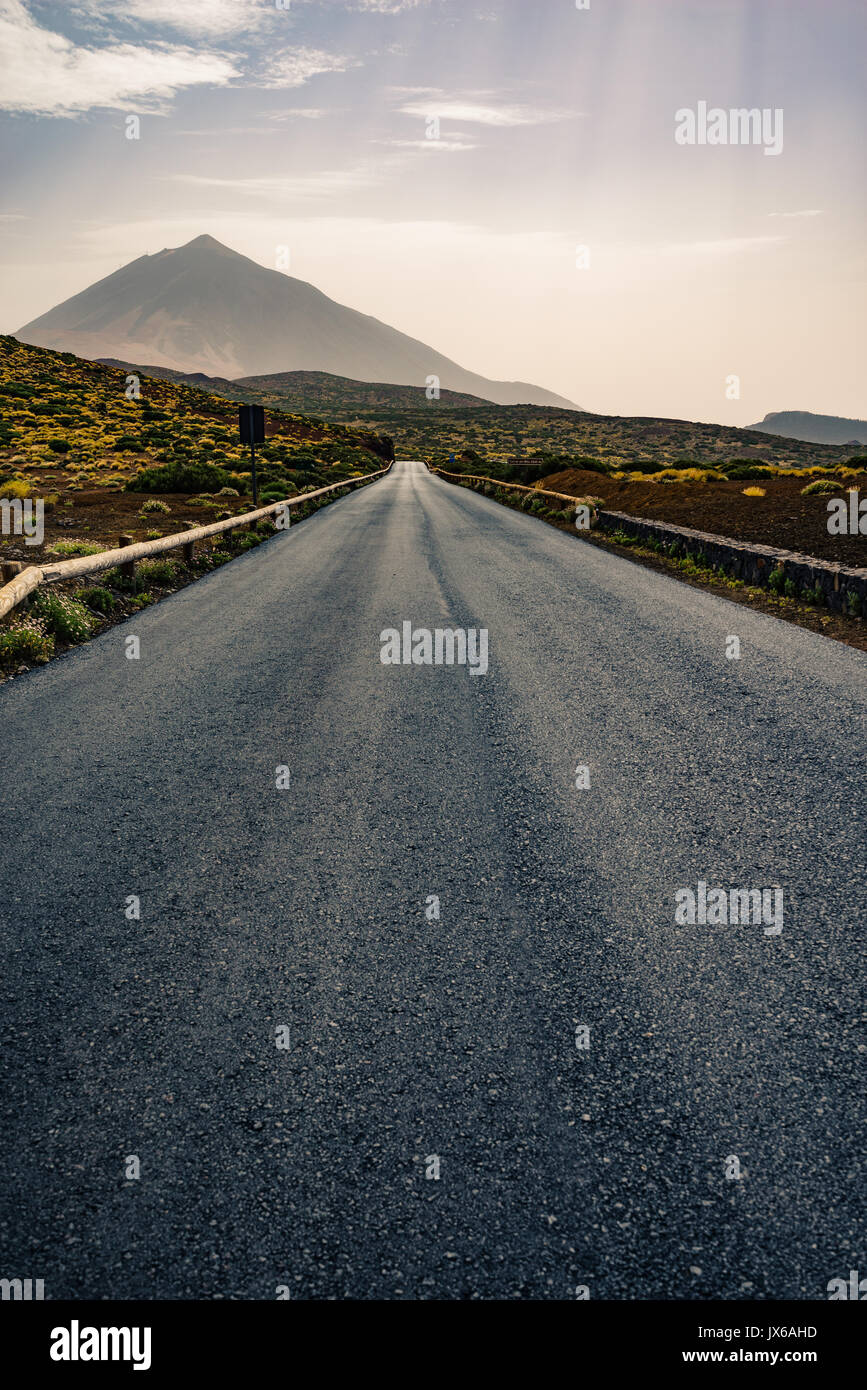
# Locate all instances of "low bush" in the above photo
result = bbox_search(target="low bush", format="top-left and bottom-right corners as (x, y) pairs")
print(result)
(31, 589), (94, 642)
(801, 479), (840, 496)
(137, 558), (180, 586)
(0, 616), (54, 667)
(723, 464), (775, 480)
(140, 497), (171, 514)
(1, 478), (32, 498)
(75, 585), (116, 614)
(126, 460), (235, 494)
(48, 538), (106, 557)
(646, 467), (727, 484)
(767, 566), (786, 594)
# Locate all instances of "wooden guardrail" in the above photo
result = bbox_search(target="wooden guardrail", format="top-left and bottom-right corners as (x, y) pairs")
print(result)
(0, 462), (392, 622)
(429, 466), (589, 507)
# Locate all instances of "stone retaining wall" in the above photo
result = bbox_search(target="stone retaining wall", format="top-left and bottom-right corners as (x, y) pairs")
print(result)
(596, 508), (867, 615)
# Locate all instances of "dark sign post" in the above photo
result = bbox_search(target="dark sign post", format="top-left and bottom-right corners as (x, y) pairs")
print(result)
(239, 405), (265, 506)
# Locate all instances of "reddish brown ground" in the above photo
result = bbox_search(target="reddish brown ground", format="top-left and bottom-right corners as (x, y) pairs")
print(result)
(542, 469), (867, 568)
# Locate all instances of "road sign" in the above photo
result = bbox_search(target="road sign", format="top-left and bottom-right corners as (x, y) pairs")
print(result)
(239, 405), (265, 445)
(239, 405), (265, 505)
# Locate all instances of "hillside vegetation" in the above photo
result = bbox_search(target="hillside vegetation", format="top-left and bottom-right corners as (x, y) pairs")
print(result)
(98, 359), (858, 479)
(0, 337), (393, 507)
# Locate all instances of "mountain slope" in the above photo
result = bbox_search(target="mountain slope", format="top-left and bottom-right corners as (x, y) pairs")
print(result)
(16, 235), (577, 409)
(748, 410), (867, 446)
(96, 361), (493, 412)
(90, 356), (860, 474)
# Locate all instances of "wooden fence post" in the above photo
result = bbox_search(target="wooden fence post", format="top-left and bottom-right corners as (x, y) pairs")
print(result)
(118, 534), (135, 580)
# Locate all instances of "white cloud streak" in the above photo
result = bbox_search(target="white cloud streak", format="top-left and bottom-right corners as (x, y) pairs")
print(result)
(261, 48), (359, 89)
(767, 209), (824, 219)
(168, 165), (392, 200)
(398, 98), (577, 127)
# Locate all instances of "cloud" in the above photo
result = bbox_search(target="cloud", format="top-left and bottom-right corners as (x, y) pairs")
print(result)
(168, 165), (392, 200)
(73, 0), (428, 35)
(267, 108), (334, 121)
(73, 0), (274, 39)
(0, 0), (237, 115)
(767, 209), (824, 219)
(398, 97), (577, 127)
(382, 138), (478, 152)
(350, 0), (428, 9)
(261, 48), (358, 89)
(177, 126), (282, 138)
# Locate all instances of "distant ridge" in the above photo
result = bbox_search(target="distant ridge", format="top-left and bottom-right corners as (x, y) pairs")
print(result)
(17, 234), (579, 409)
(748, 410), (867, 447)
(95, 361), (495, 412)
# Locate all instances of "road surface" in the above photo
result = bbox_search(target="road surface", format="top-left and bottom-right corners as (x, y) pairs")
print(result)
(0, 460), (864, 1299)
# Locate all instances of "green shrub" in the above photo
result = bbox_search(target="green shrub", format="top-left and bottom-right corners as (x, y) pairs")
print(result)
(31, 589), (94, 642)
(140, 497), (171, 514)
(724, 464), (775, 480)
(48, 538), (106, 558)
(1, 477), (32, 498)
(137, 558), (179, 586)
(0, 616), (54, 667)
(846, 590), (862, 616)
(801, 479), (840, 496)
(126, 460), (234, 494)
(47, 438), (71, 454)
(75, 585), (116, 615)
(767, 566), (786, 594)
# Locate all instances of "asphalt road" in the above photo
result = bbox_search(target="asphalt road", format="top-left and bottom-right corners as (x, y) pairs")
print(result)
(0, 460), (864, 1300)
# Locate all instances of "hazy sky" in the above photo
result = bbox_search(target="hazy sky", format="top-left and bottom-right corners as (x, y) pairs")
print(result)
(0, 0), (864, 423)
